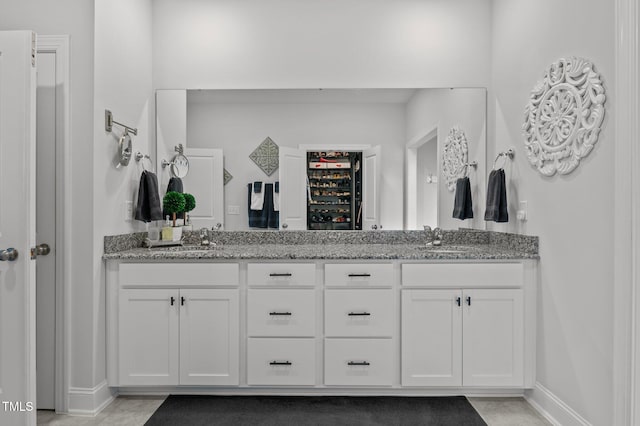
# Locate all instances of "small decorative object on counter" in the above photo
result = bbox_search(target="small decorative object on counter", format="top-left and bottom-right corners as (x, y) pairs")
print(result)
(162, 191), (186, 241)
(182, 193), (196, 231)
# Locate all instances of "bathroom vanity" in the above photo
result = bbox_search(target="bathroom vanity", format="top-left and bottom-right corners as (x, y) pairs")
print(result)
(103, 231), (538, 395)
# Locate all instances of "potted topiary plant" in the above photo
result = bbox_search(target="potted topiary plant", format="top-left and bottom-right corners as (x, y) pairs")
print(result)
(182, 193), (196, 231)
(162, 191), (186, 241)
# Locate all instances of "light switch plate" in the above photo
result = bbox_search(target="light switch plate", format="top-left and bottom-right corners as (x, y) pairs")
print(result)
(228, 205), (240, 215)
(517, 200), (528, 221)
(124, 201), (133, 221)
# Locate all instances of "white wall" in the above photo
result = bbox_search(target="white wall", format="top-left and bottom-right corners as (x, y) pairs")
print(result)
(187, 92), (406, 230)
(405, 88), (487, 230)
(93, 0), (154, 391)
(152, 0), (492, 89)
(490, 1), (614, 424)
(0, 0), (97, 393)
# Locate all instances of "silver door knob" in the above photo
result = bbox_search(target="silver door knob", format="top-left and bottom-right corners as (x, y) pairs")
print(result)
(30, 243), (50, 259)
(371, 224), (378, 230)
(0, 248), (19, 261)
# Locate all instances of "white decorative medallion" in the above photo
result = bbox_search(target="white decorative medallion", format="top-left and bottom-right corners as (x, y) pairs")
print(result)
(523, 57), (606, 176)
(442, 126), (469, 191)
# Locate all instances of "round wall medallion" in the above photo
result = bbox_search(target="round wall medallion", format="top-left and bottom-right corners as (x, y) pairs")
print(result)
(523, 57), (606, 176)
(442, 126), (469, 191)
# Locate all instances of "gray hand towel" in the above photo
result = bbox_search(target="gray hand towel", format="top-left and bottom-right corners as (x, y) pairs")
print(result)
(135, 171), (163, 223)
(484, 169), (508, 222)
(167, 177), (183, 193)
(452, 177), (473, 220)
(165, 177), (184, 219)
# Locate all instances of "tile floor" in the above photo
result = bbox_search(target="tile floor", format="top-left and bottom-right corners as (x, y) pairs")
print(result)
(37, 396), (551, 425)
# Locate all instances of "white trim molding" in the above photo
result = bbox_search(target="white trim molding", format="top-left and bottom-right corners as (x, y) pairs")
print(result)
(36, 35), (72, 415)
(525, 382), (591, 426)
(613, 0), (639, 425)
(67, 380), (116, 417)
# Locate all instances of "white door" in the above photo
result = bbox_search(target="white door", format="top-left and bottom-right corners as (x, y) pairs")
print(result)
(119, 289), (179, 386)
(278, 146), (306, 230)
(182, 148), (224, 229)
(179, 289), (239, 385)
(462, 289), (524, 387)
(0, 31), (38, 426)
(362, 145), (381, 230)
(401, 290), (462, 386)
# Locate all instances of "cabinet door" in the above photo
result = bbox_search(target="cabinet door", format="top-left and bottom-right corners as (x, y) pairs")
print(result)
(179, 289), (239, 385)
(401, 290), (462, 386)
(119, 289), (179, 386)
(462, 289), (524, 387)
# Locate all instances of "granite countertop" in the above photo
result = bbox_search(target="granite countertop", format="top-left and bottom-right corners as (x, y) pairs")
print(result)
(102, 242), (539, 261)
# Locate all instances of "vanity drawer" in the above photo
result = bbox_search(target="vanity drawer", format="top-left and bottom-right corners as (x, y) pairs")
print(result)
(324, 263), (393, 287)
(248, 263), (316, 287)
(247, 338), (316, 386)
(402, 263), (524, 287)
(119, 263), (239, 287)
(248, 289), (316, 337)
(324, 289), (394, 337)
(324, 339), (393, 386)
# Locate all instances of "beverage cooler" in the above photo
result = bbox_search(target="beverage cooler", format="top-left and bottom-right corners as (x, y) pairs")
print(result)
(307, 151), (363, 230)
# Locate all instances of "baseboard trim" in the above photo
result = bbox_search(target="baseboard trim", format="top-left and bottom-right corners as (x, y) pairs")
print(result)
(525, 382), (591, 426)
(67, 380), (116, 416)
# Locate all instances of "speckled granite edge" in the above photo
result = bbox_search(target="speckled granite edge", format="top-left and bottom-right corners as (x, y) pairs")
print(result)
(488, 231), (538, 254)
(104, 232), (147, 254)
(104, 229), (538, 255)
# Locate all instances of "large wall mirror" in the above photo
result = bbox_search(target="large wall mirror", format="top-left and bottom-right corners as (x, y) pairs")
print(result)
(156, 88), (486, 231)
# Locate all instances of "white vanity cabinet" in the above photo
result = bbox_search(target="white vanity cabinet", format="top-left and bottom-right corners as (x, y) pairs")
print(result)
(107, 257), (536, 394)
(324, 263), (395, 386)
(246, 263), (317, 386)
(108, 263), (240, 387)
(401, 263), (533, 388)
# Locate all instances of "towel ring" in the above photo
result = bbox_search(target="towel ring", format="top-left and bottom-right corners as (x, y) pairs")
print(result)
(493, 149), (514, 170)
(135, 152), (154, 172)
(461, 161), (478, 177)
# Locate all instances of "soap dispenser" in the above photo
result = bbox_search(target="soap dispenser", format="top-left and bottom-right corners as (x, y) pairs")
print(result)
(161, 215), (173, 241)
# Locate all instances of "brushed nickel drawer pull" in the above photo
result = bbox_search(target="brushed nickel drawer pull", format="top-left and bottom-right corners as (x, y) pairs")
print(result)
(347, 361), (370, 366)
(269, 361), (292, 366)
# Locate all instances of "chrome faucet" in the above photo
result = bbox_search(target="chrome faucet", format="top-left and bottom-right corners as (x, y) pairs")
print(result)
(423, 226), (443, 247)
(199, 227), (210, 246)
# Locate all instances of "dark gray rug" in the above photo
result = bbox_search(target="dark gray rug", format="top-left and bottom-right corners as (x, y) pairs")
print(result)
(144, 395), (487, 426)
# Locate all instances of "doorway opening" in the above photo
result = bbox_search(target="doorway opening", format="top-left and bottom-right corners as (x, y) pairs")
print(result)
(35, 35), (70, 414)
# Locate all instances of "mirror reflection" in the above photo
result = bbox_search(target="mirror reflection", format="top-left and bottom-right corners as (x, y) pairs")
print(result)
(156, 88), (486, 231)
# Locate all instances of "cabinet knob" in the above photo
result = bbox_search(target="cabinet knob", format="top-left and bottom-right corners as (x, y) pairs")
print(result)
(282, 223), (288, 229)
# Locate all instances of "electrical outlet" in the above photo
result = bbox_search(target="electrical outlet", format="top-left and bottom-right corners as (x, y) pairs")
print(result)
(517, 201), (528, 222)
(228, 205), (240, 215)
(124, 201), (133, 221)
